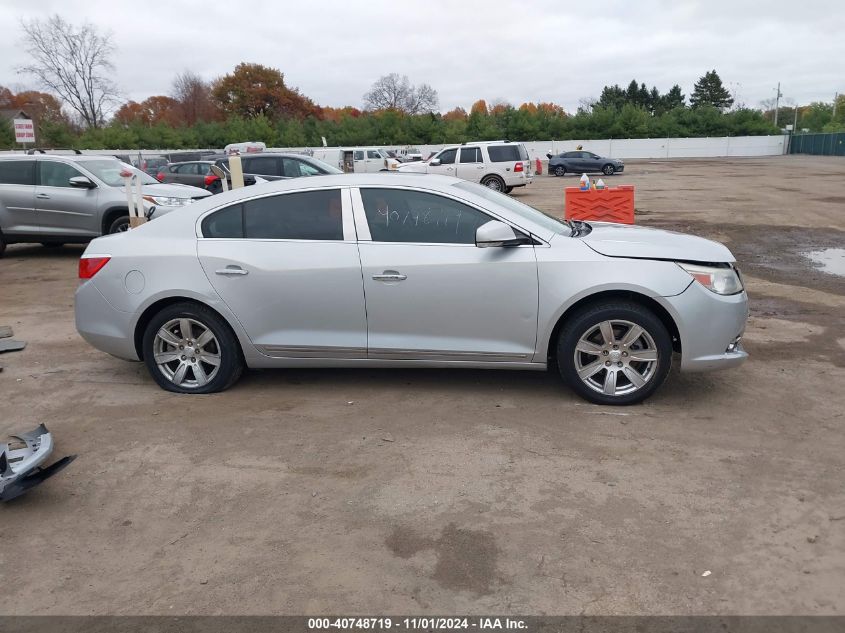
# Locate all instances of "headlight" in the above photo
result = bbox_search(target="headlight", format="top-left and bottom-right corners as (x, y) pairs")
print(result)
(677, 262), (744, 295)
(142, 195), (194, 207)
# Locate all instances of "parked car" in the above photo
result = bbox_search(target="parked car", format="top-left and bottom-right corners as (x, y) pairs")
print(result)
(136, 156), (169, 176)
(74, 173), (748, 405)
(207, 153), (343, 183)
(397, 141), (533, 193)
(0, 154), (211, 255)
(548, 151), (624, 177)
(156, 161), (259, 194)
(310, 147), (401, 173)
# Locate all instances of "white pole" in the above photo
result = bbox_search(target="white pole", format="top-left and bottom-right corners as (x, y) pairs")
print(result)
(774, 82), (781, 127)
(133, 174), (146, 227)
(123, 174), (135, 221)
(229, 155), (245, 189)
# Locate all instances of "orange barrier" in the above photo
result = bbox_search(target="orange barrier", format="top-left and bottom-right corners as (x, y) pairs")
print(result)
(535, 158), (543, 175)
(564, 185), (635, 224)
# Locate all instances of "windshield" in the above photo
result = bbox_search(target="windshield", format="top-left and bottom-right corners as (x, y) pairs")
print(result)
(452, 181), (570, 235)
(83, 159), (159, 186)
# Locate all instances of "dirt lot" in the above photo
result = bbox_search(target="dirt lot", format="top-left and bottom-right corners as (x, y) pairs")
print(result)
(1, 155), (843, 615)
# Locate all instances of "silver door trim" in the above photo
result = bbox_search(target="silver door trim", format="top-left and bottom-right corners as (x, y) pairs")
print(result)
(258, 344), (367, 359)
(368, 348), (531, 362)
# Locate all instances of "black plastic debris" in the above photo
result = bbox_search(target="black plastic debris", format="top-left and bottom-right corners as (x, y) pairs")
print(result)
(1, 424), (76, 502)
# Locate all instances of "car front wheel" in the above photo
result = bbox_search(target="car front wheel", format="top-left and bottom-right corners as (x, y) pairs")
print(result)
(557, 301), (672, 405)
(602, 164), (615, 176)
(108, 215), (130, 234)
(142, 302), (243, 394)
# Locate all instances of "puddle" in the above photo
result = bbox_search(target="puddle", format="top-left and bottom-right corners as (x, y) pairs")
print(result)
(804, 248), (845, 277)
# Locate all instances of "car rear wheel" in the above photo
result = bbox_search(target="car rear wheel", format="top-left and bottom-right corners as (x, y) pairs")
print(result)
(481, 175), (506, 192)
(142, 302), (244, 394)
(108, 215), (130, 234)
(554, 165), (566, 177)
(602, 164), (615, 176)
(557, 301), (672, 405)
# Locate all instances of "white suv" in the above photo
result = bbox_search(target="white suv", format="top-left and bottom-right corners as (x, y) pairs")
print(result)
(397, 141), (533, 193)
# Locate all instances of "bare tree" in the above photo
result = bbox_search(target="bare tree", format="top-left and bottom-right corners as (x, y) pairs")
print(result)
(363, 73), (438, 114)
(171, 71), (217, 125)
(17, 15), (119, 129)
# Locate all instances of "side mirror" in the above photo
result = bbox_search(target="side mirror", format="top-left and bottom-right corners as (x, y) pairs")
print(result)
(429, 158), (441, 166)
(69, 176), (96, 189)
(475, 220), (530, 248)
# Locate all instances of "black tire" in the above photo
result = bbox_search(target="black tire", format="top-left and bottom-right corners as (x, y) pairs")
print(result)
(602, 164), (615, 176)
(504, 186), (514, 194)
(41, 242), (65, 248)
(554, 165), (566, 177)
(142, 301), (244, 394)
(0, 232), (6, 258)
(481, 175), (506, 192)
(557, 301), (672, 406)
(108, 215), (130, 234)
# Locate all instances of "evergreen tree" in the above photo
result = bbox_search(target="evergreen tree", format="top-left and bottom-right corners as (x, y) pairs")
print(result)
(690, 70), (733, 110)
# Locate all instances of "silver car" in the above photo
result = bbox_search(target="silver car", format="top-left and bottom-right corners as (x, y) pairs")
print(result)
(0, 154), (211, 255)
(74, 174), (748, 405)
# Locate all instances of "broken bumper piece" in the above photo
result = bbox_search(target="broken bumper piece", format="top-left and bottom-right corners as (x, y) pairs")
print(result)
(1, 424), (76, 502)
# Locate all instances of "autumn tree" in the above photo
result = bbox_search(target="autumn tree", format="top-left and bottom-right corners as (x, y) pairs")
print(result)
(690, 70), (733, 110)
(363, 73), (438, 114)
(171, 71), (219, 125)
(18, 15), (120, 128)
(114, 95), (181, 126)
(212, 63), (318, 120)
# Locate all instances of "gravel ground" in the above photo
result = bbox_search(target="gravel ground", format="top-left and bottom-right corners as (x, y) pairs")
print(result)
(0, 155), (843, 615)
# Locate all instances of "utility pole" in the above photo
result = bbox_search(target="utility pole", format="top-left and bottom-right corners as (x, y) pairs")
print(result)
(834, 92), (839, 118)
(774, 82), (782, 127)
(793, 104), (799, 131)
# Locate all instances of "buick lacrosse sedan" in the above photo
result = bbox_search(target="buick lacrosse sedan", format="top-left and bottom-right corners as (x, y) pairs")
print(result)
(75, 174), (747, 405)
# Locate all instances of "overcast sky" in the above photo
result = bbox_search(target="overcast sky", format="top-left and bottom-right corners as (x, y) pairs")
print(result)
(0, 0), (841, 114)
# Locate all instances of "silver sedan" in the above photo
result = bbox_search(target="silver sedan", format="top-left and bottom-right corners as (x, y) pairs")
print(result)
(74, 174), (748, 405)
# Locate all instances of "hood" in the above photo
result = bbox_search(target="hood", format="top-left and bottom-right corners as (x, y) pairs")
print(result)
(396, 162), (429, 174)
(142, 182), (211, 200)
(579, 222), (735, 263)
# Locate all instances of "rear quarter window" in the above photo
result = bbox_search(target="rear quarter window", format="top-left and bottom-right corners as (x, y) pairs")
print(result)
(0, 160), (36, 185)
(487, 145), (522, 162)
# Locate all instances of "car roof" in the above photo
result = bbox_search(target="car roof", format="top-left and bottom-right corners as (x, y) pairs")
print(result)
(0, 154), (122, 162)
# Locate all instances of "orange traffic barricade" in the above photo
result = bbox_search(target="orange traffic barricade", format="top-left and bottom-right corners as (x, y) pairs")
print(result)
(564, 185), (635, 224)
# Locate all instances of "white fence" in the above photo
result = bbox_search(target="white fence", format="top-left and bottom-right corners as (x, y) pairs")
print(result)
(0, 135), (787, 161)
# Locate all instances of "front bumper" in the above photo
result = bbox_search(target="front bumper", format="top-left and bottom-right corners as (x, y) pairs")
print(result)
(1, 425), (75, 502)
(662, 281), (749, 372)
(614, 165), (625, 172)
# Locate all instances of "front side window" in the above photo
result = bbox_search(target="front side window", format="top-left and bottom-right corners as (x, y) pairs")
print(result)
(459, 147), (481, 163)
(436, 148), (457, 165)
(202, 189), (344, 240)
(360, 188), (491, 244)
(367, 150), (382, 159)
(296, 161), (323, 176)
(0, 160), (35, 185)
(39, 161), (83, 187)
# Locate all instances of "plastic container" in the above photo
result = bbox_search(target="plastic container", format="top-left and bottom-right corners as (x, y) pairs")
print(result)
(579, 173), (590, 190)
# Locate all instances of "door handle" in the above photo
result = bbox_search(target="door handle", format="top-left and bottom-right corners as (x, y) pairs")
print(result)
(372, 271), (407, 282)
(215, 266), (248, 276)
(36, 193), (50, 199)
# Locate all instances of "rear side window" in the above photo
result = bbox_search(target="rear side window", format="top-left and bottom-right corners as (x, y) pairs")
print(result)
(360, 188), (491, 244)
(0, 160), (36, 185)
(243, 157), (279, 177)
(201, 190), (343, 240)
(459, 147), (481, 163)
(487, 145), (522, 162)
(202, 204), (244, 238)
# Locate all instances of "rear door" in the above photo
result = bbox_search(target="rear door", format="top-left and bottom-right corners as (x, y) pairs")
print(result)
(0, 159), (37, 237)
(35, 159), (100, 238)
(196, 187), (367, 358)
(455, 146), (484, 181)
(170, 163), (204, 187)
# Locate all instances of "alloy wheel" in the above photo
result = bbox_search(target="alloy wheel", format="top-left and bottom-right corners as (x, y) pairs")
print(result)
(573, 319), (659, 397)
(153, 317), (221, 389)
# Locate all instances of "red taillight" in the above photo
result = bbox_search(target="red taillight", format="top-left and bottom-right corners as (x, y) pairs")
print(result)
(156, 172), (165, 182)
(204, 174), (220, 187)
(514, 162), (524, 173)
(79, 256), (110, 279)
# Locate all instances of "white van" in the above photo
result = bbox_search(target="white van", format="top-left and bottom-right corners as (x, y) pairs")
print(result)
(311, 147), (400, 173)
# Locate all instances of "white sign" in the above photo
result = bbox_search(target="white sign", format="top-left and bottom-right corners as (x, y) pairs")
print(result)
(13, 119), (35, 144)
